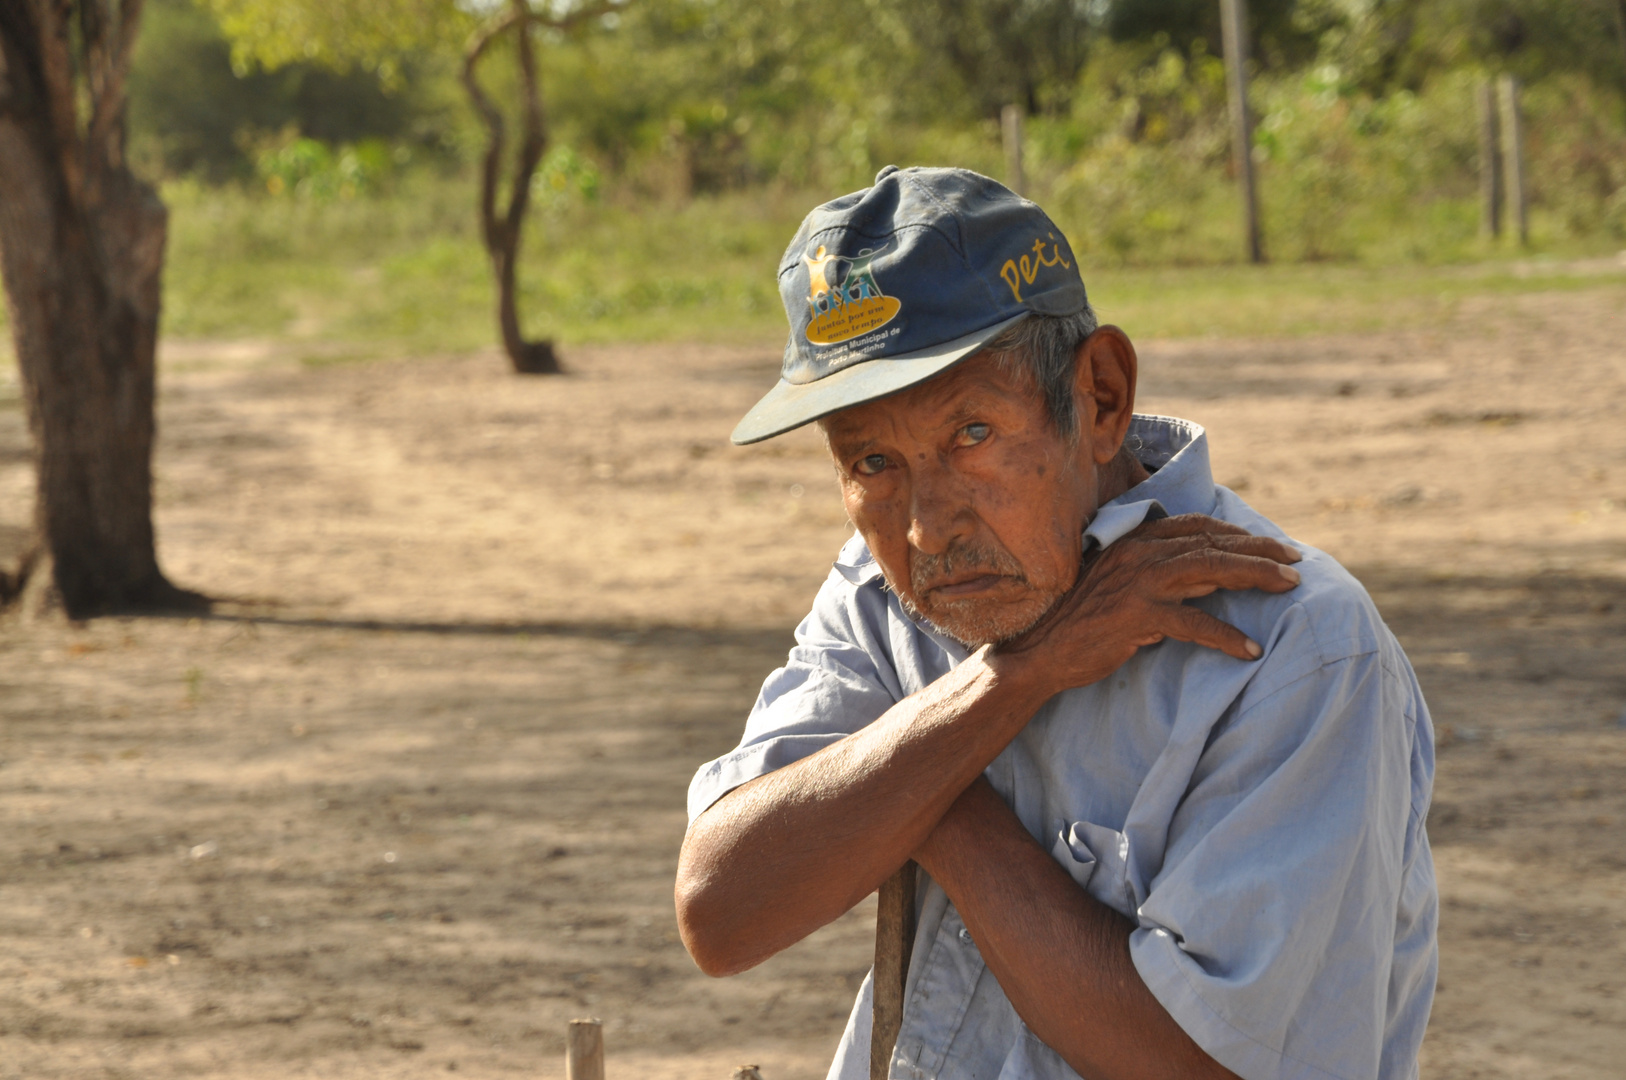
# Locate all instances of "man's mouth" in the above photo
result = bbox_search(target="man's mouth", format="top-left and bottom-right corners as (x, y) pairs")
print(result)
(924, 572), (1012, 599)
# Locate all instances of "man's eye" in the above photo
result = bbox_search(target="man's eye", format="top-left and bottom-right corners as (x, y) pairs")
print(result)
(854, 454), (889, 476)
(957, 423), (991, 447)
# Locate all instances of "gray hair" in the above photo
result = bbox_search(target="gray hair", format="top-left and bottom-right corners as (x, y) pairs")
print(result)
(982, 306), (1099, 443)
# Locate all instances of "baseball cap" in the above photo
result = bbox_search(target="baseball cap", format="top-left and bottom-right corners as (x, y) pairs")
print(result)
(731, 165), (1088, 445)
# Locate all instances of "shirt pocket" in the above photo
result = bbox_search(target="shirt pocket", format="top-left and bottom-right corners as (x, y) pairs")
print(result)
(1050, 820), (1136, 920)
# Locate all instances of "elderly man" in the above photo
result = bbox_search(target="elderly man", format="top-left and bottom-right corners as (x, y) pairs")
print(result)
(675, 167), (1437, 1080)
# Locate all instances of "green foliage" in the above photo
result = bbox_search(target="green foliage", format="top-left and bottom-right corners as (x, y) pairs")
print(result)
(252, 135), (401, 199)
(1102, 0), (1334, 70)
(119, 0), (1626, 355)
(128, 0), (460, 179)
(199, 0), (474, 83)
(1313, 0), (1626, 94)
(1005, 36), (1626, 266)
(532, 145), (602, 210)
(1038, 44), (1233, 263)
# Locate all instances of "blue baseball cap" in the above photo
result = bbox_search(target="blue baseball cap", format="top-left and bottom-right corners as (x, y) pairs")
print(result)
(731, 165), (1088, 445)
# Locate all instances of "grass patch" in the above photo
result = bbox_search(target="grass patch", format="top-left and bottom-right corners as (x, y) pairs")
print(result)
(1087, 257), (1626, 340)
(160, 175), (797, 350)
(1, 174), (1620, 367)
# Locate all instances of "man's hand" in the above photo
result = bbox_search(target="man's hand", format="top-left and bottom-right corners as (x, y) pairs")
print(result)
(677, 515), (1300, 978)
(996, 513), (1303, 698)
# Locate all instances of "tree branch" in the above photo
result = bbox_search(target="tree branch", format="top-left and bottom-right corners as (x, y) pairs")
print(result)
(87, 0), (145, 166)
(79, 0), (110, 104)
(504, 0), (544, 240)
(461, 9), (522, 255)
(32, 0), (85, 202)
(536, 0), (621, 32)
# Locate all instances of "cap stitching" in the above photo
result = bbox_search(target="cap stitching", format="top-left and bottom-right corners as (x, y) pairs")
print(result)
(895, 169), (968, 257)
(776, 221), (969, 280)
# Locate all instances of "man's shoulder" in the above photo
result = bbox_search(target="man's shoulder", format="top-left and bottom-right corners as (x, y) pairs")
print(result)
(798, 533), (916, 655)
(807, 532), (892, 629)
(1203, 487), (1405, 694)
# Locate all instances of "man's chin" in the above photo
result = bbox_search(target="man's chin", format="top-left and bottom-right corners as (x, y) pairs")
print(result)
(915, 594), (1059, 649)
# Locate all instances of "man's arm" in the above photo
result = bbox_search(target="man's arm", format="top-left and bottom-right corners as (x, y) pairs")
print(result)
(916, 778), (1239, 1080)
(677, 641), (1051, 976)
(675, 515), (1301, 976)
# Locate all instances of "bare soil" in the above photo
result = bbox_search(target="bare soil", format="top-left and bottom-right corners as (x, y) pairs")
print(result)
(1, 284), (1623, 1080)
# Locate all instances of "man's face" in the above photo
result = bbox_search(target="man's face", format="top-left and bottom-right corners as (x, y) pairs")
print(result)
(820, 352), (1099, 647)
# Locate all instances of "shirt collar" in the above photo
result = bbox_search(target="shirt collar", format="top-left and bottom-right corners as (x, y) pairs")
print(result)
(831, 413), (1216, 585)
(1082, 414), (1216, 549)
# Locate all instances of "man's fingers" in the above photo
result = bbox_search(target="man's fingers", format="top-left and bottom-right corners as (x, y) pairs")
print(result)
(1135, 513), (1253, 540)
(1159, 604), (1262, 661)
(1156, 532), (1303, 566)
(1157, 549), (1303, 597)
(1128, 516), (1303, 566)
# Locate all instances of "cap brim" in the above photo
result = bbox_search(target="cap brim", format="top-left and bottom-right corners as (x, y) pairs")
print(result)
(731, 312), (1029, 445)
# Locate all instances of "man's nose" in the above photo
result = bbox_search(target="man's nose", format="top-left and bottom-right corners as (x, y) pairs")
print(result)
(906, 460), (975, 555)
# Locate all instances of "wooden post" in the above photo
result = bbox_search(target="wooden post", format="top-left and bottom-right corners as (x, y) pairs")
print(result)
(1477, 80), (1502, 239)
(567, 1018), (605, 1080)
(870, 862), (918, 1080)
(1219, 0), (1264, 263)
(1498, 74), (1528, 247)
(1001, 105), (1025, 197)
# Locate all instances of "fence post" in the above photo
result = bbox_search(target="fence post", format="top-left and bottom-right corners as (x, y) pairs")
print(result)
(1219, 0), (1264, 263)
(567, 1018), (605, 1080)
(1001, 104), (1025, 197)
(1477, 80), (1502, 239)
(1498, 74), (1528, 247)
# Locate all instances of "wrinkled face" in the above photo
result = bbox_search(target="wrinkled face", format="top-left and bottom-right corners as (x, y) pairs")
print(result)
(820, 353), (1099, 647)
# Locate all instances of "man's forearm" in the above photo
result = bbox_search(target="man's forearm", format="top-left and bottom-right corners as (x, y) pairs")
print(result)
(916, 779), (1237, 1080)
(676, 647), (1054, 976)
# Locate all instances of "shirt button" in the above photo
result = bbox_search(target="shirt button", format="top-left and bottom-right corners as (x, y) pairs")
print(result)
(958, 927), (973, 946)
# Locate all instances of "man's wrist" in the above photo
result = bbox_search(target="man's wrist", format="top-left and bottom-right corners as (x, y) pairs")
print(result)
(976, 641), (1061, 711)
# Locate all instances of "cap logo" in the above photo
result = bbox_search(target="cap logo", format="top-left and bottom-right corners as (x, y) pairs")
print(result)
(998, 234), (1071, 303)
(805, 243), (902, 345)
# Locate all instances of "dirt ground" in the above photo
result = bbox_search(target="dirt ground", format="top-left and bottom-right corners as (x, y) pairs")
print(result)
(1, 282), (1624, 1080)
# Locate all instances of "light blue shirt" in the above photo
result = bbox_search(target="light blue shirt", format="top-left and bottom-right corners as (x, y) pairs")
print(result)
(687, 415), (1438, 1080)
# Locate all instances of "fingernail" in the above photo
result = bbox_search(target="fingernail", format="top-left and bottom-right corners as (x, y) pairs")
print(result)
(1278, 564), (1301, 583)
(1245, 639), (1263, 659)
(1287, 546), (1304, 562)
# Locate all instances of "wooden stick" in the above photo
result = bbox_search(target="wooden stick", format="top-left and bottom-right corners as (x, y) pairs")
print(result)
(567, 1017), (605, 1080)
(1001, 105), (1025, 197)
(1477, 80), (1502, 240)
(1219, 0), (1264, 264)
(870, 861), (918, 1080)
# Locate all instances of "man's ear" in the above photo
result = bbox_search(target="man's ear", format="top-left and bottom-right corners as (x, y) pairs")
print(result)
(1073, 325), (1138, 466)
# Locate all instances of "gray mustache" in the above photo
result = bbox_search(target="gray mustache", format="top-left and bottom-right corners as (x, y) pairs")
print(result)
(910, 541), (1025, 595)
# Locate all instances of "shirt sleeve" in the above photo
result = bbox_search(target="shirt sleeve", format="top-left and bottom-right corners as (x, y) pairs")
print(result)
(1128, 631), (1431, 1080)
(685, 569), (906, 824)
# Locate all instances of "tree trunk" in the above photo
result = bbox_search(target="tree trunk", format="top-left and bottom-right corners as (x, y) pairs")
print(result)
(0, 0), (199, 617)
(463, 4), (561, 376)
